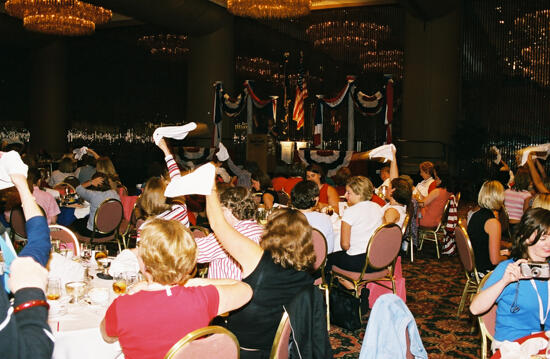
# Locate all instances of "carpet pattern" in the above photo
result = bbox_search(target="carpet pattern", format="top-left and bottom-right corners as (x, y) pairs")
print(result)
(329, 251), (483, 358)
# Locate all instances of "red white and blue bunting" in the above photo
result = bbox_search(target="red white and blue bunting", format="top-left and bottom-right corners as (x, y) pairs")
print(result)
(297, 149), (354, 177)
(212, 81), (277, 146)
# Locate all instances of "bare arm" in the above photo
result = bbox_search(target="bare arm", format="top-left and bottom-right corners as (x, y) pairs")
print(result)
(263, 193), (274, 210)
(206, 189), (263, 278)
(535, 158), (547, 179)
(326, 186), (340, 215)
(485, 218), (506, 265)
(11, 174), (42, 220)
(422, 188), (440, 206)
(340, 221), (351, 251)
(100, 319), (118, 344)
(383, 207), (400, 225)
(86, 148), (100, 160)
(470, 260), (524, 315)
(527, 155), (549, 193)
(523, 196), (532, 212)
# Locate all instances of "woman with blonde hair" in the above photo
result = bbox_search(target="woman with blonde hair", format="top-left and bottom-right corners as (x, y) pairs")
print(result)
(100, 218), (252, 359)
(468, 180), (508, 274)
(532, 193), (550, 211)
(85, 148), (121, 191)
(326, 175), (383, 272)
(206, 185), (317, 358)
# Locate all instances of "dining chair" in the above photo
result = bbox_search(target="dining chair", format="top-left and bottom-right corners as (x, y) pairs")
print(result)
(49, 224), (81, 257)
(418, 198), (452, 259)
(400, 213), (413, 262)
(9, 206), (27, 240)
(475, 272), (496, 359)
(164, 325), (239, 359)
(454, 220), (482, 318)
(330, 223), (403, 319)
(77, 198), (124, 252)
(311, 228), (330, 331)
(269, 311), (291, 359)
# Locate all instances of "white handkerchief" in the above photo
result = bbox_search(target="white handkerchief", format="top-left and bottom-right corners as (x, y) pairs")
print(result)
(109, 249), (140, 277)
(490, 146), (502, 165)
(164, 163), (215, 197)
(499, 337), (548, 359)
(0, 151), (28, 190)
(72, 146), (88, 161)
(216, 143), (229, 161)
(368, 144), (396, 163)
(519, 143), (550, 166)
(48, 253), (85, 287)
(153, 122), (197, 145)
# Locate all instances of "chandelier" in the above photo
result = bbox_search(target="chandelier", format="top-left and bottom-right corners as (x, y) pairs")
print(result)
(227, 0), (311, 19)
(138, 34), (189, 57)
(360, 50), (403, 77)
(306, 21), (390, 57)
(514, 9), (550, 87)
(5, 0), (112, 36)
(236, 56), (281, 82)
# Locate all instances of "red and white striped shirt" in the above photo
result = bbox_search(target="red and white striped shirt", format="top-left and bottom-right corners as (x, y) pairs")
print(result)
(504, 189), (531, 221)
(195, 220), (264, 280)
(161, 155), (189, 227)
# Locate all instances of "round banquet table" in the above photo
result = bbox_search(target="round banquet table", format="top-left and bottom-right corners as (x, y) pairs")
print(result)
(491, 332), (548, 359)
(49, 277), (123, 359)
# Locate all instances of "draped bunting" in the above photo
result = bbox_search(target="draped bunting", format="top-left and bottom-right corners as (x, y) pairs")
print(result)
(351, 88), (384, 116)
(297, 149), (354, 177)
(212, 80), (277, 145)
(180, 147), (216, 162)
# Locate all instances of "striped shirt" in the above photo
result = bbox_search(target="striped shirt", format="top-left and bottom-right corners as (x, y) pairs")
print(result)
(195, 220), (264, 280)
(504, 189), (531, 221)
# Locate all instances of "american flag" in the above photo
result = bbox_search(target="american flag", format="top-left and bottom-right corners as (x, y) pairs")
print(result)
(293, 52), (308, 130)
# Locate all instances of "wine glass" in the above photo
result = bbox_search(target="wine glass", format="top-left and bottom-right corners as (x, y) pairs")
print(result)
(112, 275), (127, 295)
(95, 245), (108, 261)
(65, 281), (86, 304)
(257, 207), (267, 225)
(46, 278), (61, 301)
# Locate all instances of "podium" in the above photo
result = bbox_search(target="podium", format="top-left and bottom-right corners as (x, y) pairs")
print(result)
(246, 134), (268, 174)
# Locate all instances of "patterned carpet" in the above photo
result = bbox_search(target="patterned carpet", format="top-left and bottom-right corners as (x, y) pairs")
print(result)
(329, 248), (482, 358)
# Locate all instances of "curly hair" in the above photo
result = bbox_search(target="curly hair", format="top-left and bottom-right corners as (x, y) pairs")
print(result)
(346, 176), (374, 201)
(139, 218), (197, 285)
(219, 186), (257, 220)
(260, 208), (316, 272)
(137, 177), (171, 217)
(291, 180), (319, 210)
(510, 208), (550, 260)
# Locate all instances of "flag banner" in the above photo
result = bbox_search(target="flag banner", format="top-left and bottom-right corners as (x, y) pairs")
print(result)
(351, 88), (384, 116)
(313, 101), (323, 147)
(297, 149), (354, 177)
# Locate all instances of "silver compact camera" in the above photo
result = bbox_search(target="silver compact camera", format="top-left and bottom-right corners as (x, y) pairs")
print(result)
(520, 262), (550, 279)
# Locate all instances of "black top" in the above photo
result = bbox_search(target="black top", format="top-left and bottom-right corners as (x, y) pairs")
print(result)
(225, 251), (313, 351)
(467, 208), (496, 273)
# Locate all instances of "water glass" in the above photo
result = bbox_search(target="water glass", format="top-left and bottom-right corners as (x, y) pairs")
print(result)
(46, 278), (61, 301)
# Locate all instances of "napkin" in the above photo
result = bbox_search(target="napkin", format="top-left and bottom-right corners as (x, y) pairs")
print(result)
(48, 253), (85, 287)
(109, 249), (140, 277)
(0, 151), (28, 190)
(490, 146), (502, 165)
(368, 144), (396, 163)
(498, 337), (548, 359)
(519, 143), (550, 166)
(72, 146), (88, 161)
(164, 163), (215, 197)
(216, 143), (230, 161)
(153, 122), (197, 145)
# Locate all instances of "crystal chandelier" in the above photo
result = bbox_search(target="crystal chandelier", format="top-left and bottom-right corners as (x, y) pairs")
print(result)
(306, 21), (390, 57)
(361, 50), (403, 77)
(236, 56), (281, 82)
(5, 0), (112, 36)
(138, 34), (189, 57)
(227, 0), (311, 19)
(514, 9), (550, 87)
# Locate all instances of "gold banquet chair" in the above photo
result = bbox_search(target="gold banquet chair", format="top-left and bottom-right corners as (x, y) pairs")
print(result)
(164, 326), (239, 359)
(418, 198), (451, 259)
(455, 221), (482, 318)
(311, 228), (330, 331)
(269, 311), (291, 359)
(475, 272), (496, 359)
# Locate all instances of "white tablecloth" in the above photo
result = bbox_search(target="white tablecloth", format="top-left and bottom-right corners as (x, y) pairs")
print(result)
(49, 278), (123, 359)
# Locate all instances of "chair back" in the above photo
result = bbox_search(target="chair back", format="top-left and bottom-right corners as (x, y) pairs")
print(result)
(164, 326), (239, 359)
(311, 228), (328, 272)
(190, 226), (210, 238)
(270, 311), (291, 359)
(435, 198), (452, 232)
(365, 223), (403, 271)
(455, 221), (477, 274)
(401, 213), (410, 236)
(277, 191), (290, 206)
(49, 224), (80, 256)
(477, 272), (497, 341)
(9, 207), (27, 239)
(94, 199), (123, 234)
(455, 192), (461, 208)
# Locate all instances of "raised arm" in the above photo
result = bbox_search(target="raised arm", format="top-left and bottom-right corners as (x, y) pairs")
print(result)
(86, 148), (100, 160)
(157, 138), (181, 180)
(206, 188), (263, 278)
(527, 155), (549, 194)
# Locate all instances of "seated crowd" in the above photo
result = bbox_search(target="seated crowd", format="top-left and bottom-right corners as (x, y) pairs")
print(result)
(1, 136), (550, 359)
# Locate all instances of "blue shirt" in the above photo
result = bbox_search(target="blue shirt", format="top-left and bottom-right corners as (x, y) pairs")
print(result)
(484, 259), (550, 341)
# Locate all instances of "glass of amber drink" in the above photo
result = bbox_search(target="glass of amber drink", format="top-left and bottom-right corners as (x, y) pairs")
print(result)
(112, 275), (127, 295)
(46, 278), (61, 300)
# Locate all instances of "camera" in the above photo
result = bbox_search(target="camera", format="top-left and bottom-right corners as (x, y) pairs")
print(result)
(520, 262), (550, 279)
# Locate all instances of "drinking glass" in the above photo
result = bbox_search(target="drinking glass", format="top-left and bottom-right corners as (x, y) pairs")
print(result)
(65, 281), (86, 304)
(257, 207), (267, 225)
(46, 278), (61, 301)
(112, 275), (127, 295)
(95, 245), (108, 261)
(80, 243), (91, 260)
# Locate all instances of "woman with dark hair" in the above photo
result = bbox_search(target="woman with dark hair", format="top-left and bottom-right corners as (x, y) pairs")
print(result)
(251, 171), (278, 210)
(49, 157), (76, 186)
(470, 208), (550, 348)
(73, 172), (120, 237)
(383, 177), (412, 229)
(504, 169), (532, 227)
(206, 184), (319, 358)
(306, 164), (340, 214)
